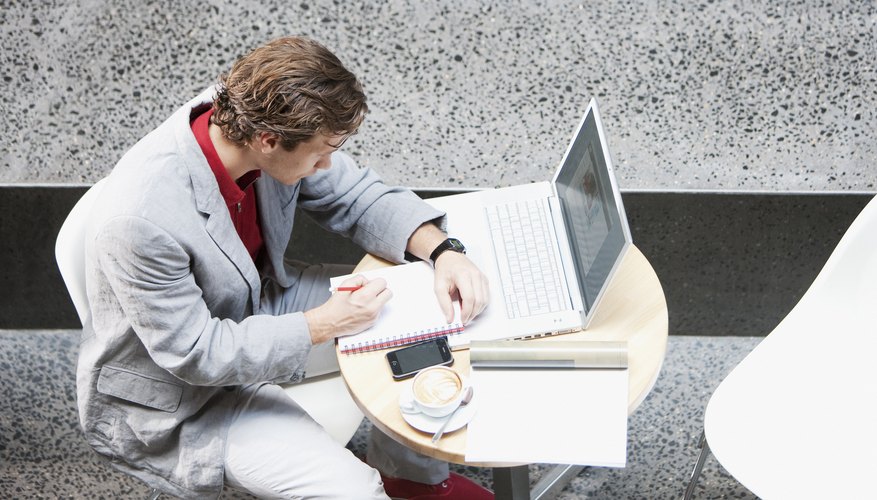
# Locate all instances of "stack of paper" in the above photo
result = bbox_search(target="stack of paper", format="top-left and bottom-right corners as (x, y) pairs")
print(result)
(464, 341), (629, 466)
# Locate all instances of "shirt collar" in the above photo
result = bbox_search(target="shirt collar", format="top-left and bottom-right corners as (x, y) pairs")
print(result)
(191, 108), (260, 205)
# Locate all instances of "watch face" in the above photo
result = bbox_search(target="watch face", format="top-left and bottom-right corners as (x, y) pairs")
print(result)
(448, 238), (465, 252)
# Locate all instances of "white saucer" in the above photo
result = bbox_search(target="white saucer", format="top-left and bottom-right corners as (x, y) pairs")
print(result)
(398, 384), (478, 434)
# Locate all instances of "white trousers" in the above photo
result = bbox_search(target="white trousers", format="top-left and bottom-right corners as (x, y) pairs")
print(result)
(223, 263), (448, 498)
(224, 382), (387, 499)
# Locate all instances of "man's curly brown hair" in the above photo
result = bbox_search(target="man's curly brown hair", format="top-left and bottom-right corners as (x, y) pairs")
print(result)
(212, 36), (367, 150)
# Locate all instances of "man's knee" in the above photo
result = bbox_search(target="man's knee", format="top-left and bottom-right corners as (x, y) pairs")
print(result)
(325, 457), (387, 499)
(226, 449), (387, 499)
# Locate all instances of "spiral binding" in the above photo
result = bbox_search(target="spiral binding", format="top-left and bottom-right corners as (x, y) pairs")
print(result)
(340, 323), (465, 354)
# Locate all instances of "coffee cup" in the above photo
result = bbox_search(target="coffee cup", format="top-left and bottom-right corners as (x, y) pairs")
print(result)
(401, 366), (464, 418)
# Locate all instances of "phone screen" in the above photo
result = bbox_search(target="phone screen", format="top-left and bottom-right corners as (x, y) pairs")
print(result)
(387, 338), (453, 378)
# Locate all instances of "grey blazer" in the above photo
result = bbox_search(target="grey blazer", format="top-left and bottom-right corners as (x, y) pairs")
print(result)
(77, 88), (444, 498)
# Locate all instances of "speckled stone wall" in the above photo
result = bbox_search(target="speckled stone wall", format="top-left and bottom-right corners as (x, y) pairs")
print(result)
(2, 0), (875, 190)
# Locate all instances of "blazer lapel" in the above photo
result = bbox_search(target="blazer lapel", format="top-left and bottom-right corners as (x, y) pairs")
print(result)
(197, 185), (263, 311)
(177, 101), (263, 310)
(255, 176), (297, 288)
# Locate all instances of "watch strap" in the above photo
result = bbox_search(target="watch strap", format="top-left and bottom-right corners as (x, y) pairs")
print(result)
(429, 238), (466, 263)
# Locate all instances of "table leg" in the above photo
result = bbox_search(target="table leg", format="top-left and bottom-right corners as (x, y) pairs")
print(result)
(492, 465), (530, 500)
(530, 464), (585, 499)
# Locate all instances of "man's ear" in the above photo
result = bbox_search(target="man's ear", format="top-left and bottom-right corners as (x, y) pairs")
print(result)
(254, 132), (280, 154)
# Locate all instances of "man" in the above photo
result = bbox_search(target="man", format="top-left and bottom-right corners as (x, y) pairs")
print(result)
(77, 36), (492, 499)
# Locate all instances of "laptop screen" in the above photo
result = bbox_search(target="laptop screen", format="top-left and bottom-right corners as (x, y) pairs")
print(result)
(553, 101), (632, 317)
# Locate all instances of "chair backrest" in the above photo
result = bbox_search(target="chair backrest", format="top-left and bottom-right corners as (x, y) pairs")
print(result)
(703, 194), (877, 499)
(55, 179), (107, 327)
(793, 195), (877, 316)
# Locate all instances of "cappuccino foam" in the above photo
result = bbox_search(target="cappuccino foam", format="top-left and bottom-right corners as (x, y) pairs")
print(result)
(413, 368), (462, 405)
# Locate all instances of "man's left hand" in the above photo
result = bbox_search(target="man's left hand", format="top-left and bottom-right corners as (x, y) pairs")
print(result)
(432, 251), (489, 324)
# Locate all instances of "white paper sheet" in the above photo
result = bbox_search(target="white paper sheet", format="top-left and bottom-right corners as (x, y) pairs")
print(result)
(464, 367), (629, 466)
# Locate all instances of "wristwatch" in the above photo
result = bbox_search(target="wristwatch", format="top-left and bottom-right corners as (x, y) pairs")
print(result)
(429, 238), (466, 264)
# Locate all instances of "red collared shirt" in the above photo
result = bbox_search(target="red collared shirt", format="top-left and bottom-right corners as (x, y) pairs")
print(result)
(191, 108), (264, 263)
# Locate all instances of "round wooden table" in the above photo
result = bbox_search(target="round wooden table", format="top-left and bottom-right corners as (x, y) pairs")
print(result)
(337, 244), (668, 497)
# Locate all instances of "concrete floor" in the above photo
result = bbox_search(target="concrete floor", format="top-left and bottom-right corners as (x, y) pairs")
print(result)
(2, 0), (875, 191)
(1, 330), (759, 499)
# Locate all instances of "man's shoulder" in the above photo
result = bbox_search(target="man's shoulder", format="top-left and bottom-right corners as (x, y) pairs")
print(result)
(113, 86), (216, 175)
(105, 88), (218, 211)
(93, 155), (201, 238)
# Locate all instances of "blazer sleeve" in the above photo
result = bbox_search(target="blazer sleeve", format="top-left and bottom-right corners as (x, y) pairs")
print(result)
(93, 215), (312, 386)
(297, 152), (447, 263)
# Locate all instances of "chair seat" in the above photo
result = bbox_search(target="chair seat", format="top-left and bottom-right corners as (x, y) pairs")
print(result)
(282, 374), (364, 444)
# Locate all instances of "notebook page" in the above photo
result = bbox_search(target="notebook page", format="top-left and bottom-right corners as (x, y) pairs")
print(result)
(331, 261), (464, 354)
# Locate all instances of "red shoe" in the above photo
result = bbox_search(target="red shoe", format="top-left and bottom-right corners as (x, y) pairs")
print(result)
(381, 472), (493, 499)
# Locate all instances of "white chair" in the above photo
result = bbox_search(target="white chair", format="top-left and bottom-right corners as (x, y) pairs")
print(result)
(56, 180), (364, 496)
(684, 196), (877, 499)
(55, 179), (108, 325)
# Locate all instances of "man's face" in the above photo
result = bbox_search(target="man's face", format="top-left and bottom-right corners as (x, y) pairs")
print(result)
(256, 132), (346, 185)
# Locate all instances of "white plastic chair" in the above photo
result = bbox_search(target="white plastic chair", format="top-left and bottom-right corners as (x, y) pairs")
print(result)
(55, 179), (108, 325)
(684, 195), (877, 499)
(56, 180), (364, 495)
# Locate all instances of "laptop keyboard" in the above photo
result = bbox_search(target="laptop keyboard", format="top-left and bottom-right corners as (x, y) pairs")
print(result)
(485, 198), (568, 318)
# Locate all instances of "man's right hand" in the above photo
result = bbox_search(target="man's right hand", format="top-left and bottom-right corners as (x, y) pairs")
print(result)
(303, 276), (392, 345)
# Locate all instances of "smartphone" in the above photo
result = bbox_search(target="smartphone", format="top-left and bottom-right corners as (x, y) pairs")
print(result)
(386, 337), (454, 380)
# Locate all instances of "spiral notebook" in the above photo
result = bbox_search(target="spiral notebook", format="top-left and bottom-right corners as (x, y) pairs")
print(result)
(331, 261), (465, 354)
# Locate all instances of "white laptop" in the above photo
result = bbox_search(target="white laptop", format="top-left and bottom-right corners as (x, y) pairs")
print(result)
(427, 98), (632, 345)
(305, 98), (631, 373)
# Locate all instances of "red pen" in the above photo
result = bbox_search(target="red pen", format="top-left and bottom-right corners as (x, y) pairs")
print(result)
(330, 285), (364, 292)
